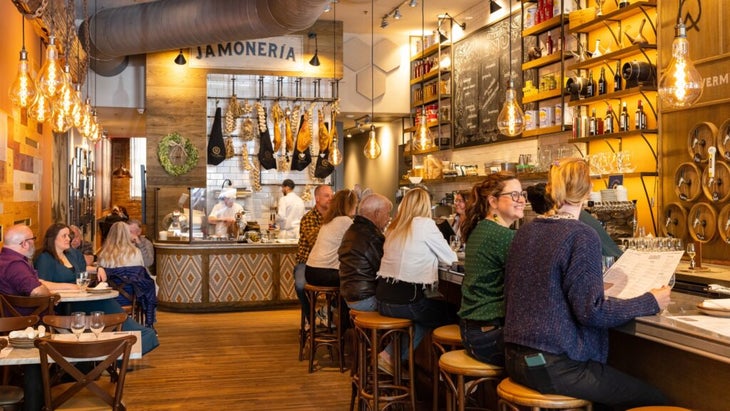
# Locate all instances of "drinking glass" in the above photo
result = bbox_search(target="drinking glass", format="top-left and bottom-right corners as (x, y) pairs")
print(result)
(686, 243), (696, 269)
(602, 255), (615, 274)
(595, 0), (605, 16)
(89, 311), (105, 339)
(70, 312), (87, 341)
(76, 271), (90, 292)
(449, 235), (461, 252)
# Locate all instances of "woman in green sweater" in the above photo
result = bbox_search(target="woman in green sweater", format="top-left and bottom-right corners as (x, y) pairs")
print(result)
(458, 172), (526, 366)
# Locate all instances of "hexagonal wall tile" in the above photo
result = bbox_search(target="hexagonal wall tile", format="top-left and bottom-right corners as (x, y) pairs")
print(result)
(374, 38), (400, 73)
(344, 37), (370, 72)
(356, 66), (386, 100)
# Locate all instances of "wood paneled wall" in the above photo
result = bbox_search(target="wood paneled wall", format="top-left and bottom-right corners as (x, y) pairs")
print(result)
(659, 1), (730, 262)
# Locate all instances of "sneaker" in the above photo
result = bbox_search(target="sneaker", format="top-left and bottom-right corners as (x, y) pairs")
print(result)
(316, 306), (329, 327)
(377, 351), (394, 376)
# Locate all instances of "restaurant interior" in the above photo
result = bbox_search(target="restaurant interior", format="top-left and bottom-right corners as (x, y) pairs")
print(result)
(1, 0), (730, 409)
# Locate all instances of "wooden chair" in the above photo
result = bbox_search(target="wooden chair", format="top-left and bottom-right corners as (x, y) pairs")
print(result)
(106, 276), (144, 325)
(42, 313), (128, 334)
(0, 294), (60, 319)
(35, 334), (137, 410)
(0, 316), (40, 410)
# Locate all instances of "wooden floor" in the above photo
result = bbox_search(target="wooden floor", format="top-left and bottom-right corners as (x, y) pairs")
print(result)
(123, 308), (352, 410)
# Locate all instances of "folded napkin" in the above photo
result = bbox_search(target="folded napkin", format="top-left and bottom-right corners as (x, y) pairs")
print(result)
(701, 299), (730, 310)
(708, 284), (730, 296)
(94, 281), (109, 290)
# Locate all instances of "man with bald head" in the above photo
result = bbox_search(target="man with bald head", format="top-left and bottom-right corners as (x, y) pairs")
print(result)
(338, 193), (393, 311)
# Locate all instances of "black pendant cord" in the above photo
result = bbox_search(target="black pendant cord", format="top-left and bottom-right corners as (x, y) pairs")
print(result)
(371, 0), (374, 121)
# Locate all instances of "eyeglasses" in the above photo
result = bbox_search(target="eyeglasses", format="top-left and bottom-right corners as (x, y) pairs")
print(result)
(21, 237), (36, 244)
(497, 191), (528, 201)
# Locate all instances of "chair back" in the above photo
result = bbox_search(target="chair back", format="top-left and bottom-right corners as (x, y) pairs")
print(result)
(0, 315), (40, 334)
(35, 335), (136, 410)
(0, 294), (60, 319)
(42, 313), (128, 334)
(105, 267), (148, 325)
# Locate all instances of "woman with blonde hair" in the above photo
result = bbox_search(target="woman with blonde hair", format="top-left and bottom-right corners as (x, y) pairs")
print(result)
(376, 187), (458, 369)
(305, 189), (359, 287)
(96, 221), (144, 274)
(503, 158), (671, 409)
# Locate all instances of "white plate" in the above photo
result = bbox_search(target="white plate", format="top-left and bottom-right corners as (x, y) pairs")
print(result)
(697, 305), (730, 318)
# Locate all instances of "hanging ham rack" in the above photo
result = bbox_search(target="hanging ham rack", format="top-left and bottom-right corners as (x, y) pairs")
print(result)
(207, 75), (339, 104)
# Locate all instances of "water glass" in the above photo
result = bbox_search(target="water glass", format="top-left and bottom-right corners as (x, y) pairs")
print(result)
(70, 312), (87, 340)
(76, 271), (90, 292)
(602, 256), (615, 274)
(89, 311), (105, 339)
(449, 235), (461, 252)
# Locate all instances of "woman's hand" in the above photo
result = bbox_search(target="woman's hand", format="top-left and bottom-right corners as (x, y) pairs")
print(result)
(96, 267), (107, 282)
(649, 285), (672, 310)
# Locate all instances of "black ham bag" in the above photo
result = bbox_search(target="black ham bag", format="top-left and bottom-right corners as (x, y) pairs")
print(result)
(207, 107), (226, 165)
(314, 150), (334, 178)
(257, 112), (277, 170)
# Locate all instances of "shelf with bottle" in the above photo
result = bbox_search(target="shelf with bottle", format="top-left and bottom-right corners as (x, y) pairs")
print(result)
(522, 125), (570, 138)
(522, 50), (573, 71)
(403, 119), (451, 134)
(568, 43), (656, 71)
(410, 40), (449, 62)
(522, 13), (569, 37)
(567, 85), (656, 107)
(568, 1), (657, 35)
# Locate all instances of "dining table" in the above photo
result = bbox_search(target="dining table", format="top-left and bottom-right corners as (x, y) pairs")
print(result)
(0, 330), (142, 365)
(56, 289), (120, 303)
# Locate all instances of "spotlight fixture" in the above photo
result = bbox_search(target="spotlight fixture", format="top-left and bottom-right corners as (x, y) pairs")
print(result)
(380, 18), (389, 28)
(174, 49), (186, 65)
(409, 0), (417, 7)
(489, 0), (502, 14)
(393, 8), (402, 20)
(324, 3), (331, 12)
(308, 32), (320, 66)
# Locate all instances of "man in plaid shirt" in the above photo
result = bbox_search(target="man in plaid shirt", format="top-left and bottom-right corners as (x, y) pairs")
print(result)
(295, 185), (333, 323)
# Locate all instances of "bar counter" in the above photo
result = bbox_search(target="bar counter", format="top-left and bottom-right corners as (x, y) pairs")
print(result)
(155, 241), (297, 312)
(439, 267), (730, 411)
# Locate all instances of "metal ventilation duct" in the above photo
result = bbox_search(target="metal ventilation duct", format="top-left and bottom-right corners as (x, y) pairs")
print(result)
(80, 0), (329, 76)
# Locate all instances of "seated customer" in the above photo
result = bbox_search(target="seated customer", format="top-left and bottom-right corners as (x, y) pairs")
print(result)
(458, 172), (525, 367)
(33, 223), (159, 354)
(69, 225), (96, 267)
(97, 222), (158, 328)
(305, 189), (359, 287)
(338, 193), (393, 311)
(127, 219), (155, 272)
(526, 182), (623, 258)
(504, 158), (670, 410)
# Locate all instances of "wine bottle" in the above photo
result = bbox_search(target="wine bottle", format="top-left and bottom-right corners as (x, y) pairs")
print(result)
(598, 67), (608, 95)
(585, 70), (595, 98)
(635, 100), (647, 130)
(546, 31), (554, 55)
(605, 107), (615, 134)
(619, 0), (630, 8)
(619, 102), (629, 132)
(613, 61), (622, 92)
(589, 109), (597, 136)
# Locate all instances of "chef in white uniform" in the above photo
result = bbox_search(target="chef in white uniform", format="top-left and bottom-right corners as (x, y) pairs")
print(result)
(276, 179), (305, 239)
(208, 188), (244, 237)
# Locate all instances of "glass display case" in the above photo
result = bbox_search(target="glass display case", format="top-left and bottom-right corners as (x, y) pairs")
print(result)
(154, 187), (208, 242)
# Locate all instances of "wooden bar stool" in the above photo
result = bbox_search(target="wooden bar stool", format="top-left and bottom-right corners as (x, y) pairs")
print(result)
(302, 283), (346, 373)
(432, 324), (463, 411)
(497, 378), (593, 411)
(438, 349), (504, 411)
(354, 312), (415, 411)
(627, 407), (692, 411)
(348, 310), (379, 411)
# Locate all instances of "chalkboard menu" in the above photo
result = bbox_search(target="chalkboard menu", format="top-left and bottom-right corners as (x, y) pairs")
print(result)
(453, 14), (522, 148)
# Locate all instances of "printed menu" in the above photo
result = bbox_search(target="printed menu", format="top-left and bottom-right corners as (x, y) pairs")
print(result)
(603, 249), (684, 299)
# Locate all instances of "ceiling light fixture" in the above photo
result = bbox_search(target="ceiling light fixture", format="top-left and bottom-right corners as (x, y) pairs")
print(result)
(409, 0), (417, 7)
(414, 0), (434, 151)
(364, 0), (381, 160)
(380, 17), (388, 28)
(658, 19), (703, 109)
(393, 8), (402, 20)
(8, 15), (37, 109)
(174, 49), (186, 65)
(497, 16), (525, 137)
(327, 2), (343, 166)
(308, 32), (320, 66)
(323, 3), (331, 12)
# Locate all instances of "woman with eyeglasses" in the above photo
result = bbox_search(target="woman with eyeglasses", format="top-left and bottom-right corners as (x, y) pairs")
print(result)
(33, 223), (88, 284)
(503, 158), (671, 409)
(458, 172), (525, 366)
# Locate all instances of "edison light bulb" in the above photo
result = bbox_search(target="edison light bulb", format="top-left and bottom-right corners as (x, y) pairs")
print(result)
(497, 80), (525, 137)
(29, 91), (51, 123)
(36, 36), (64, 99)
(55, 65), (76, 119)
(363, 125), (381, 159)
(9, 48), (37, 108)
(414, 114), (433, 151)
(51, 102), (72, 133)
(658, 20), (703, 109)
(328, 137), (343, 165)
(71, 84), (84, 128)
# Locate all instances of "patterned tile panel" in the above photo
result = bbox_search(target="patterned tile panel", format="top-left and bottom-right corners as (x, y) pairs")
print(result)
(158, 254), (203, 303)
(279, 252), (297, 300)
(209, 253), (273, 303)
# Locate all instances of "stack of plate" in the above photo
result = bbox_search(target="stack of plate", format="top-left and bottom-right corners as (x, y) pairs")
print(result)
(697, 299), (730, 317)
(600, 189), (617, 202)
(9, 337), (37, 349)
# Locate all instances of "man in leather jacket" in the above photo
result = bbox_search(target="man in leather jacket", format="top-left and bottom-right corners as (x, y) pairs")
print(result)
(338, 193), (393, 311)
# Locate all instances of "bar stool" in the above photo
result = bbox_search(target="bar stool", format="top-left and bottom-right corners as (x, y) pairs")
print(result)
(627, 407), (692, 411)
(354, 312), (415, 411)
(438, 349), (504, 411)
(348, 310), (379, 411)
(432, 324), (463, 411)
(302, 283), (345, 373)
(497, 378), (593, 411)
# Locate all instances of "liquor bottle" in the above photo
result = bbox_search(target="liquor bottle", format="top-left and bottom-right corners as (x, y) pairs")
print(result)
(619, 0), (630, 8)
(613, 61), (622, 92)
(619, 102), (629, 132)
(598, 67), (608, 95)
(635, 100), (647, 130)
(589, 109), (597, 136)
(585, 70), (595, 98)
(591, 39), (602, 59)
(605, 106), (615, 134)
(546, 31), (554, 55)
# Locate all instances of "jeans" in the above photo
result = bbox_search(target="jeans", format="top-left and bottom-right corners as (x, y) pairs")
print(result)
(346, 296), (378, 312)
(459, 319), (505, 366)
(294, 263), (309, 319)
(379, 296), (457, 357)
(505, 343), (670, 411)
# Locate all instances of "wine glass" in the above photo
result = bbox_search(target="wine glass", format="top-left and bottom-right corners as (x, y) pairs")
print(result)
(686, 243), (696, 269)
(76, 271), (90, 292)
(449, 235), (461, 252)
(89, 311), (105, 339)
(70, 312), (87, 341)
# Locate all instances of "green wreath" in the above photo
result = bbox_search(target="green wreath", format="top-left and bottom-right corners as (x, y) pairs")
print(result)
(158, 132), (199, 176)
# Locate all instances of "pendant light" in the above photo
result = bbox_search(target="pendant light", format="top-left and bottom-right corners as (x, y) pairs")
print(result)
(497, 16), (525, 137)
(658, 19), (703, 109)
(29, 91), (52, 123)
(9, 16), (38, 109)
(363, 0), (381, 160)
(36, 35), (65, 99)
(327, 3), (343, 166)
(413, 0), (433, 151)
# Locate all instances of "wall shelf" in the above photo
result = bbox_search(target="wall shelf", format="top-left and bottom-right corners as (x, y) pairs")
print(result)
(568, 44), (657, 71)
(522, 14), (568, 37)
(568, 1), (657, 34)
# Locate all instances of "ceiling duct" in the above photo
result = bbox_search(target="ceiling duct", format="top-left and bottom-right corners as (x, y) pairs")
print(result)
(79, 0), (329, 76)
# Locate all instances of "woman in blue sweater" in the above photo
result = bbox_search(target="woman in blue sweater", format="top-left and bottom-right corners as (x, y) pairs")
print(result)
(503, 158), (671, 410)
